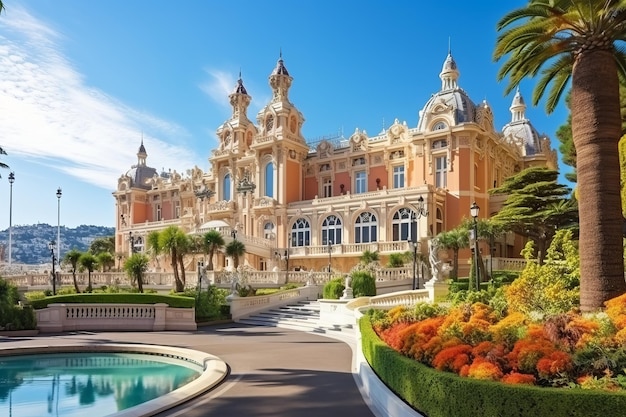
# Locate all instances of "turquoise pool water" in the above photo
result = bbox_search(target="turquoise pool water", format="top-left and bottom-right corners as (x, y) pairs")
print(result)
(0, 352), (202, 417)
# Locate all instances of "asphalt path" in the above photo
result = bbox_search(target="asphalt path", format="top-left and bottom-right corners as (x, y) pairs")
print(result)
(0, 324), (377, 417)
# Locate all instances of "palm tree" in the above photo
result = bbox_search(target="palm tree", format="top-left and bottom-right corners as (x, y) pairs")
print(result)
(494, 1), (626, 310)
(360, 250), (380, 264)
(202, 230), (225, 270)
(124, 253), (149, 293)
(0, 147), (8, 175)
(225, 240), (246, 269)
(63, 249), (82, 293)
(158, 226), (187, 292)
(78, 253), (98, 292)
(436, 227), (469, 281)
(146, 230), (162, 270)
(176, 233), (192, 290)
(96, 252), (114, 272)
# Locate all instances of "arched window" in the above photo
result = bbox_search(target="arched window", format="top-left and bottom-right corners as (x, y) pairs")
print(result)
(291, 218), (310, 247)
(322, 215), (342, 245)
(223, 173), (231, 201)
(392, 208), (417, 241)
(266, 115), (274, 132)
(264, 222), (275, 240)
(264, 162), (274, 198)
(355, 212), (378, 243)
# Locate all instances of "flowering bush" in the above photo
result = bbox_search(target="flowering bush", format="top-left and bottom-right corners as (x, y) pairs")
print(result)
(368, 294), (626, 390)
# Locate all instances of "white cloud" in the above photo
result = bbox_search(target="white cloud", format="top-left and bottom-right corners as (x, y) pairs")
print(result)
(0, 6), (197, 190)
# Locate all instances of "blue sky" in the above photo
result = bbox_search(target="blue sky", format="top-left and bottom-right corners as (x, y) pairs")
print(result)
(0, 0), (570, 229)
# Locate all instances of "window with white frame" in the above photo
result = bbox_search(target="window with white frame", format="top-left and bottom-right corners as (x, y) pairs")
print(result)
(354, 212), (377, 243)
(392, 208), (417, 241)
(174, 201), (180, 219)
(291, 218), (310, 247)
(435, 156), (447, 188)
(223, 173), (232, 201)
(322, 215), (342, 245)
(393, 165), (405, 188)
(323, 177), (332, 198)
(264, 162), (274, 198)
(355, 171), (366, 194)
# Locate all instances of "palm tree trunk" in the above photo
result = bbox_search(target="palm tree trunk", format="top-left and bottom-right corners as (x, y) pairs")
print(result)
(452, 249), (459, 281)
(178, 254), (186, 290)
(208, 248), (215, 270)
(572, 49), (626, 311)
(72, 271), (80, 293)
(170, 249), (183, 292)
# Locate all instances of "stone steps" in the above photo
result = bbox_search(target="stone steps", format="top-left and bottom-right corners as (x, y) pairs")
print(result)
(237, 300), (355, 338)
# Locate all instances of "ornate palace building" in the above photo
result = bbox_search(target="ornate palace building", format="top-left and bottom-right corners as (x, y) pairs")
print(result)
(113, 53), (557, 278)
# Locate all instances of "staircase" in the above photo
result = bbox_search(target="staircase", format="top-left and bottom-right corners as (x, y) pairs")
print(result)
(237, 300), (355, 338)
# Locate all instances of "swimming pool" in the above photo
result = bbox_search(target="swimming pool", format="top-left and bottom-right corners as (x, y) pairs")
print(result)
(0, 344), (228, 417)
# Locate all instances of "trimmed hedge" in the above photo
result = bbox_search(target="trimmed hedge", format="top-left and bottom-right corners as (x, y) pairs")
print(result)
(29, 293), (195, 309)
(351, 271), (376, 297)
(323, 278), (345, 299)
(359, 315), (626, 417)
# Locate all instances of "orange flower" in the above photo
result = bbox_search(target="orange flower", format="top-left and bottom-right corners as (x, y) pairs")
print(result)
(432, 344), (473, 373)
(467, 358), (503, 381)
(536, 351), (572, 378)
(502, 372), (536, 385)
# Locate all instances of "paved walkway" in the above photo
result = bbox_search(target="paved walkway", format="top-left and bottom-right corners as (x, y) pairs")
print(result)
(0, 323), (378, 417)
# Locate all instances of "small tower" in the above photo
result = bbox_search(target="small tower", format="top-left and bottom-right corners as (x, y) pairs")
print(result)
(440, 52), (460, 91)
(269, 51), (293, 102)
(509, 88), (527, 123)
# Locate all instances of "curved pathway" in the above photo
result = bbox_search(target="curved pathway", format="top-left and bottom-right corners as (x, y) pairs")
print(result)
(0, 324), (378, 417)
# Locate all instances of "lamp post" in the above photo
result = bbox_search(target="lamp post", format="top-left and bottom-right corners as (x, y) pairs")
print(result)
(8, 172), (14, 267)
(410, 196), (428, 289)
(56, 187), (62, 269)
(48, 241), (57, 295)
(470, 201), (480, 291)
(408, 239), (419, 290)
(327, 239), (333, 281)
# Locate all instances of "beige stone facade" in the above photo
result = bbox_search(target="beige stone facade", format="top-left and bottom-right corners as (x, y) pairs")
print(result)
(113, 53), (557, 277)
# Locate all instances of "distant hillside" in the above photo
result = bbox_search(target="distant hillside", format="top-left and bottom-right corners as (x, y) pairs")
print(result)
(0, 224), (115, 265)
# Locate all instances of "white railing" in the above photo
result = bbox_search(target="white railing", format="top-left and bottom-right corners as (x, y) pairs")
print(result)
(35, 303), (197, 332)
(346, 289), (431, 311)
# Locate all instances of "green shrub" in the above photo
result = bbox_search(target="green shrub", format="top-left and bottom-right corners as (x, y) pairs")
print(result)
(323, 278), (345, 299)
(29, 293), (195, 309)
(0, 277), (19, 305)
(0, 305), (36, 330)
(194, 285), (229, 321)
(24, 291), (47, 302)
(351, 271), (376, 297)
(56, 287), (77, 295)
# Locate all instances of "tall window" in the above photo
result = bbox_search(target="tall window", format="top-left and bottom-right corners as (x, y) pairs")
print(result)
(354, 212), (377, 243)
(355, 171), (366, 194)
(435, 156), (447, 188)
(156, 204), (162, 221)
(174, 201), (180, 219)
(323, 178), (332, 198)
(436, 207), (443, 235)
(223, 173), (231, 201)
(264, 222), (275, 240)
(291, 218), (310, 247)
(264, 162), (274, 198)
(322, 215), (342, 245)
(393, 165), (405, 188)
(392, 208), (417, 241)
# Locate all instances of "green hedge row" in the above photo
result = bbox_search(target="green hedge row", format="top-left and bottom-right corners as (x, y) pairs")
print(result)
(0, 305), (36, 330)
(359, 315), (626, 417)
(29, 293), (195, 309)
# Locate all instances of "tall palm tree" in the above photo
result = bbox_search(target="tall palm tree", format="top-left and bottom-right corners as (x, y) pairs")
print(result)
(0, 147), (8, 175)
(96, 252), (114, 272)
(63, 249), (82, 293)
(124, 253), (149, 293)
(494, 1), (626, 310)
(158, 226), (187, 292)
(225, 240), (246, 269)
(78, 253), (98, 292)
(202, 230), (225, 270)
(436, 227), (469, 281)
(146, 230), (162, 270)
(176, 233), (192, 290)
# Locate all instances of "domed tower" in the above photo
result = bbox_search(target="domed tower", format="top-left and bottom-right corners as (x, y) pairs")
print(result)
(417, 52), (476, 131)
(125, 139), (158, 189)
(215, 72), (257, 154)
(502, 89), (543, 157)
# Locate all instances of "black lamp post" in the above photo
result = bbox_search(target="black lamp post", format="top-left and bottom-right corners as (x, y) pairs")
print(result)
(48, 241), (57, 295)
(470, 201), (480, 291)
(56, 187), (62, 269)
(8, 172), (14, 267)
(231, 229), (237, 241)
(327, 239), (333, 281)
(408, 240), (419, 290)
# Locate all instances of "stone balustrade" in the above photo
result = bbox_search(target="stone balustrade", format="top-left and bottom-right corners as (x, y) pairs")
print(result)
(229, 285), (320, 321)
(35, 303), (197, 333)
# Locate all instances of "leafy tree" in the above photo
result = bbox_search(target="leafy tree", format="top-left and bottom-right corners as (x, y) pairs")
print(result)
(225, 239), (246, 269)
(494, 0), (626, 311)
(96, 251), (114, 272)
(490, 167), (578, 264)
(88, 236), (114, 255)
(124, 253), (149, 293)
(63, 249), (82, 293)
(201, 230), (225, 271)
(386, 253), (405, 268)
(158, 226), (188, 292)
(78, 253), (98, 292)
(436, 227), (469, 280)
